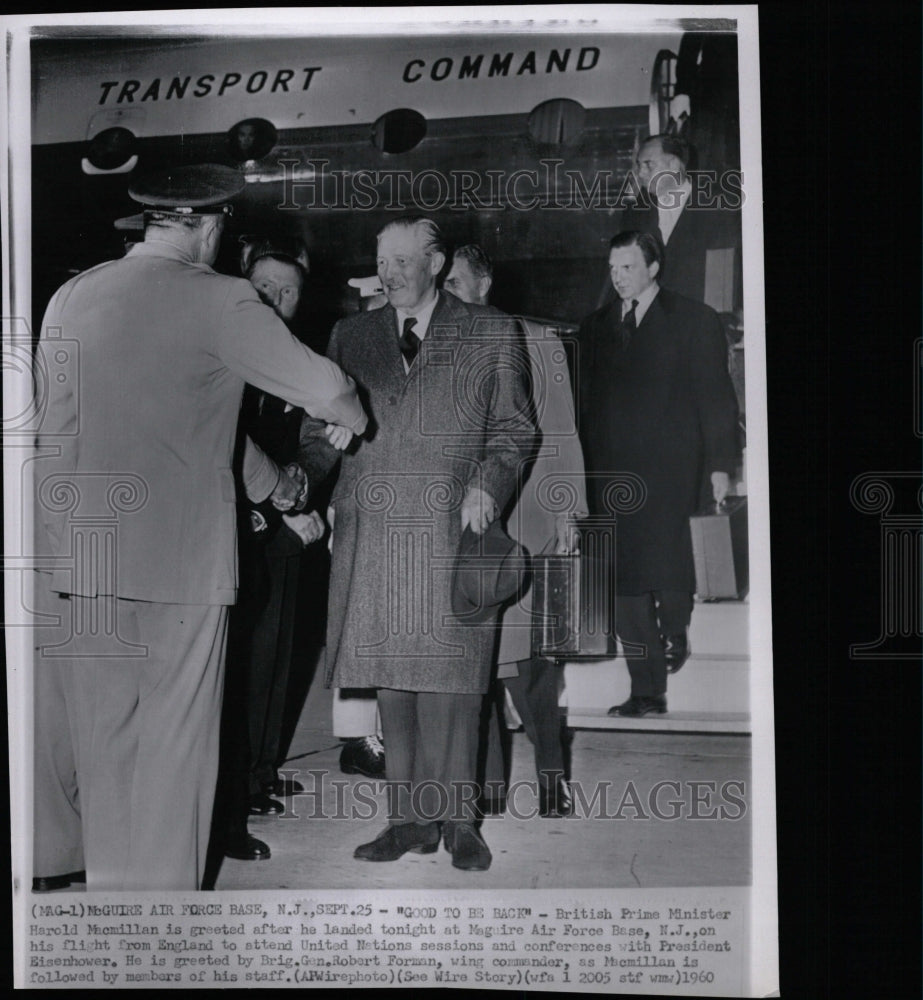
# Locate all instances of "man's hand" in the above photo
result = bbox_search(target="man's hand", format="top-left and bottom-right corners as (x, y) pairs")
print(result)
(711, 471), (730, 506)
(284, 463), (309, 510)
(325, 423), (354, 451)
(461, 487), (497, 536)
(554, 515), (580, 554)
(269, 466), (304, 511)
(282, 510), (325, 547)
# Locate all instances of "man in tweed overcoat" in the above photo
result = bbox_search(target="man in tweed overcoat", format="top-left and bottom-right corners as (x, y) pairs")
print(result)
(324, 218), (534, 871)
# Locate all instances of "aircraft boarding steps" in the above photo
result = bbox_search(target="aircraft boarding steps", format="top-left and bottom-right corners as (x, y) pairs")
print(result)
(562, 599), (751, 734)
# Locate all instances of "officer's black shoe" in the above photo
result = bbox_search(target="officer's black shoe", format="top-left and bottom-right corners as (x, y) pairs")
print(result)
(33, 870), (85, 892)
(249, 792), (284, 815)
(33, 874), (71, 892)
(225, 834), (271, 861)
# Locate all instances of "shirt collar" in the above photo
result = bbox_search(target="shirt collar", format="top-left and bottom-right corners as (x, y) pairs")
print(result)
(622, 281), (660, 325)
(658, 178), (692, 213)
(395, 290), (439, 340)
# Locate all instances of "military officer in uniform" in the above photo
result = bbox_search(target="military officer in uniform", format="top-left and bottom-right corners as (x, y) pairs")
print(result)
(32, 164), (367, 891)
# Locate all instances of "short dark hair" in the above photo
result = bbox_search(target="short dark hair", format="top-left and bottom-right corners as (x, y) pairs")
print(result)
(377, 216), (446, 258)
(609, 230), (665, 271)
(239, 234), (310, 279)
(245, 255), (306, 290)
(452, 244), (493, 281)
(641, 133), (691, 167)
(143, 211), (211, 234)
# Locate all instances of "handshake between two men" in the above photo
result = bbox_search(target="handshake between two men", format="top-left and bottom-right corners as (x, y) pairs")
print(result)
(266, 422), (356, 545)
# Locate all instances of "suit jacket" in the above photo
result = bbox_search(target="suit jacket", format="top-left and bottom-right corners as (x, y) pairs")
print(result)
(236, 389), (306, 558)
(620, 199), (742, 310)
(575, 287), (739, 594)
(35, 239), (366, 606)
(323, 291), (535, 694)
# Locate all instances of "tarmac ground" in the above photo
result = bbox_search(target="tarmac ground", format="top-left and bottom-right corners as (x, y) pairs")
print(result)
(215, 675), (751, 892)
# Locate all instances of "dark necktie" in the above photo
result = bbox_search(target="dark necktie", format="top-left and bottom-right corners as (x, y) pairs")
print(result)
(399, 316), (420, 368)
(619, 299), (638, 349)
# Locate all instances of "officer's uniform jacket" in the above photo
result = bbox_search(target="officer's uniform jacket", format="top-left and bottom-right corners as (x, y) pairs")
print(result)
(35, 239), (367, 606)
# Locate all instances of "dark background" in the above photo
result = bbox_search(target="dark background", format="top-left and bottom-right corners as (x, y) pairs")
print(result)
(761, 2), (921, 998)
(3, 3), (921, 997)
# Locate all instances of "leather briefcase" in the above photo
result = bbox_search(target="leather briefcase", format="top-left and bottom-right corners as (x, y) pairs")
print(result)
(531, 550), (617, 661)
(689, 496), (749, 599)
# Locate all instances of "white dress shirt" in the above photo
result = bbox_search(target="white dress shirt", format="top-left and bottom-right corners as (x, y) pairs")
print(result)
(657, 179), (692, 245)
(622, 281), (660, 326)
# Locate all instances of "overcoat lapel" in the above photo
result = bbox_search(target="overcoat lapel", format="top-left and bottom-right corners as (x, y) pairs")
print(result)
(368, 304), (405, 380)
(637, 289), (665, 333)
(403, 291), (465, 387)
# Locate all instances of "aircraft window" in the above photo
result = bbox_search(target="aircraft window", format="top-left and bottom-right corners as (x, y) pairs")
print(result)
(86, 127), (137, 171)
(227, 118), (278, 162)
(527, 98), (586, 146)
(371, 108), (427, 154)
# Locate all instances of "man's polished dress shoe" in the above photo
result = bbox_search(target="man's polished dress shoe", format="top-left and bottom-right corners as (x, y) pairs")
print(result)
(353, 822), (440, 862)
(32, 870), (86, 893)
(249, 792), (284, 815)
(340, 735), (385, 778)
(224, 833), (271, 861)
(607, 695), (668, 718)
(539, 778), (574, 818)
(443, 823), (492, 871)
(663, 632), (690, 673)
(264, 777), (304, 797)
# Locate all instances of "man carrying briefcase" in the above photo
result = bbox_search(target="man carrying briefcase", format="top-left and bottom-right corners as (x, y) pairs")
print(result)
(574, 231), (739, 717)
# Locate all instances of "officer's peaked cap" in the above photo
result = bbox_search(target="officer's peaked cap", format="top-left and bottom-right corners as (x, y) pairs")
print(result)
(129, 164), (245, 214)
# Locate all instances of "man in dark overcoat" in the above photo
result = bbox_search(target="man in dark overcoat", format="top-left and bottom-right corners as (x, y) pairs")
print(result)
(575, 230), (739, 717)
(324, 217), (534, 871)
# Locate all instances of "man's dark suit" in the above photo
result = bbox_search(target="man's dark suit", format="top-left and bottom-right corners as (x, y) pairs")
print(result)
(575, 287), (739, 697)
(237, 390), (308, 797)
(620, 197), (742, 310)
(212, 391), (324, 857)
